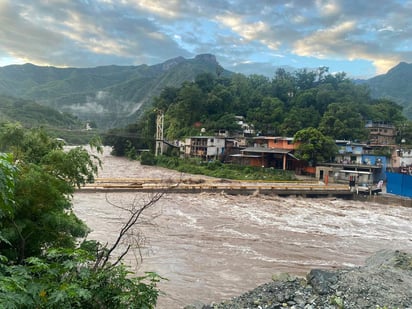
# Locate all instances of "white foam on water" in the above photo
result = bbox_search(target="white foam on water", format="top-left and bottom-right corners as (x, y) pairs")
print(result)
(73, 149), (412, 308)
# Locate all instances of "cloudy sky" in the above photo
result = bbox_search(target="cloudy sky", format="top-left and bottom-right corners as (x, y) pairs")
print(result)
(1, 0), (411, 78)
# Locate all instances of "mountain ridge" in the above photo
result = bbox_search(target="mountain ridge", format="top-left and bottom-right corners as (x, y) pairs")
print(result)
(0, 54), (228, 129)
(1, 55), (411, 129)
(362, 61), (412, 118)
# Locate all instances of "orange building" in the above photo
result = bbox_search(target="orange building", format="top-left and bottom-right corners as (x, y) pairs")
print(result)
(253, 136), (300, 150)
(231, 136), (305, 172)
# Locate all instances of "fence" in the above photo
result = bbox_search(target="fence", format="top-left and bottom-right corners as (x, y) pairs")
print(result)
(386, 172), (412, 198)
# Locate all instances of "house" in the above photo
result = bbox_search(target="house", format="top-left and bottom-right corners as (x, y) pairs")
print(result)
(334, 140), (366, 164)
(391, 147), (412, 174)
(184, 136), (226, 160)
(252, 136), (298, 150)
(235, 116), (255, 136)
(365, 121), (397, 145)
(316, 140), (387, 184)
(230, 136), (305, 171)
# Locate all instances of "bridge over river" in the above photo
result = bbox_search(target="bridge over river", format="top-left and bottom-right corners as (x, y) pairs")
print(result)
(72, 147), (412, 308)
(81, 177), (353, 198)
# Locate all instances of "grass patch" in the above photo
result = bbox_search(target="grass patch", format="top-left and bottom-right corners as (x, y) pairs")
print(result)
(146, 155), (296, 181)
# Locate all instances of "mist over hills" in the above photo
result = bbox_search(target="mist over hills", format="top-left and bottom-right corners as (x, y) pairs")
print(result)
(0, 54), (411, 130)
(362, 62), (412, 119)
(0, 54), (229, 129)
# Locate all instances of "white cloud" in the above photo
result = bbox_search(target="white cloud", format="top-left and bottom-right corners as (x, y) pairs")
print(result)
(293, 21), (357, 58)
(316, 0), (341, 17)
(0, 0), (412, 78)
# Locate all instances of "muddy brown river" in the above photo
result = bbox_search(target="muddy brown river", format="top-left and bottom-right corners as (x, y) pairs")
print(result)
(73, 147), (412, 308)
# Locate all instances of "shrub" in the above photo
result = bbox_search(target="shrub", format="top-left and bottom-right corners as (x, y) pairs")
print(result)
(140, 152), (156, 165)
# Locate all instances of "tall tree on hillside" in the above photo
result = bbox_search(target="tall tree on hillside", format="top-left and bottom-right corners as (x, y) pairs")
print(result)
(367, 99), (406, 124)
(295, 68), (317, 90)
(165, 82), (205, 138)
(195, 72), (216, 92)
(0, 153), (17, 219)
(205, 84), (234, 115)
(279, 106), (321, 137)
(247, 97), (284, 135)
(230, 73), (255, 114)
(319, 103), (368, 141)
(272, 68), (296, 105)
(293, 127), (338, 166)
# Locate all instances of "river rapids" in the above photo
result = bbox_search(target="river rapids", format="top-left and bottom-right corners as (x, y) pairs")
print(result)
(73, 147), (412, 308)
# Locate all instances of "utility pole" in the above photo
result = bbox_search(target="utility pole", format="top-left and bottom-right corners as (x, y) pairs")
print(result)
(155, 110), (164, 156)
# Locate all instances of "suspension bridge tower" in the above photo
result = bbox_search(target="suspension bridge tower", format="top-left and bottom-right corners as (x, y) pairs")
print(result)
(155, 110), (164, 156)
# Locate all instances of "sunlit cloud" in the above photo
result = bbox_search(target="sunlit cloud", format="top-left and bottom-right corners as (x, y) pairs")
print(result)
(0, 0), (411, 78)
(293, 21), (357, 58)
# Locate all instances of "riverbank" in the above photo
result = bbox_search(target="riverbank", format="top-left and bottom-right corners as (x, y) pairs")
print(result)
(73, 147), (412, 308)
(355, 192), (412, 207)
(190, 250), (412, 309)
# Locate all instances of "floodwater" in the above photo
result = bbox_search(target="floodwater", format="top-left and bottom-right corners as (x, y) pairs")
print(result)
(73, 147), (412, 308)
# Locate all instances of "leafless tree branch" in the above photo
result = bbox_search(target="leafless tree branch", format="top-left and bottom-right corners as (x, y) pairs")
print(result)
(95, 190), (166, 269)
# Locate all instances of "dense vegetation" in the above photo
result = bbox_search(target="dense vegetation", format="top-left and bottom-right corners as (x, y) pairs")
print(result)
(143, 154), (296, 181)
(0, 124), (162, 308)
(2, 57), (412, 132)
(0, 95), (100, 145)
(0, 55), (228, 129)
(365, 62), (412, 118)
(106, 67), (410, 157)
(0, 95), (80, 128)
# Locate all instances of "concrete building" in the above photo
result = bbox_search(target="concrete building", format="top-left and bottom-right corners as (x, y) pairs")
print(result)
(184, 136), (226, 160)
(365, 121), (397, 145)
(230, 136), (305, 172)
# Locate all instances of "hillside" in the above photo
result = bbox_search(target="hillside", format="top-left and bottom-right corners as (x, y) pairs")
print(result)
(0, 95), (81, 128)
(0, 54), (229, 129)
(0, 95), (99, 144)
(363, 62), (412, 118)
(2, 56), (412, 130)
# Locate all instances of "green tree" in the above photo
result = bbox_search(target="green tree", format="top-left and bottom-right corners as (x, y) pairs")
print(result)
(0, 153), (17, 219)
(165, 83), (205, 138)
(271, 68), (296, 104)
(0, 246), (162, 308)
(0, 124), (100, 261)
(204, 113), (241, 134)
(367, 99), (406, 124)
(205, 84), (233, 115)
(229, 73), (255, 114)
(319, 103), (368, 140)
(293, 127), (337, 166)
(195, 72), (216, 92)
(0, 125), (163, 308)
(295, 68), (316, 90)
(247, 97), (284, 135)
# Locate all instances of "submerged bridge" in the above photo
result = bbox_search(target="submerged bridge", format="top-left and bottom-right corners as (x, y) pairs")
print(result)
(80, 178), (353, 198)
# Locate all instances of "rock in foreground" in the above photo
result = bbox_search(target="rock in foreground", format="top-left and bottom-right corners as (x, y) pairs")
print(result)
(186, 250), (412, 309)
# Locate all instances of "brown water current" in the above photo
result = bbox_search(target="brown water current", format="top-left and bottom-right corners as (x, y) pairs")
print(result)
(73, 147), (412, 308)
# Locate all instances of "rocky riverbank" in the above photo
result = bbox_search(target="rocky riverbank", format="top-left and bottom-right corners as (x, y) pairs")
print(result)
(186, 250), (412, 309)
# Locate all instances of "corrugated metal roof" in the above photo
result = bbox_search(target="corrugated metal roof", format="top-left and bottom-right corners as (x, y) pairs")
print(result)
(238, 147), (299, 160)
(241, 147), (291, 154)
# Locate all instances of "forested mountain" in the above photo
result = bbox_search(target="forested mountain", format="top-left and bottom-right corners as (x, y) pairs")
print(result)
(363, 62), (412, 118)
(1, 54), (412, 132)
(0, 95), (81, 128)
(0, 54), (229, 129)
(107, 68), (409, 155)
